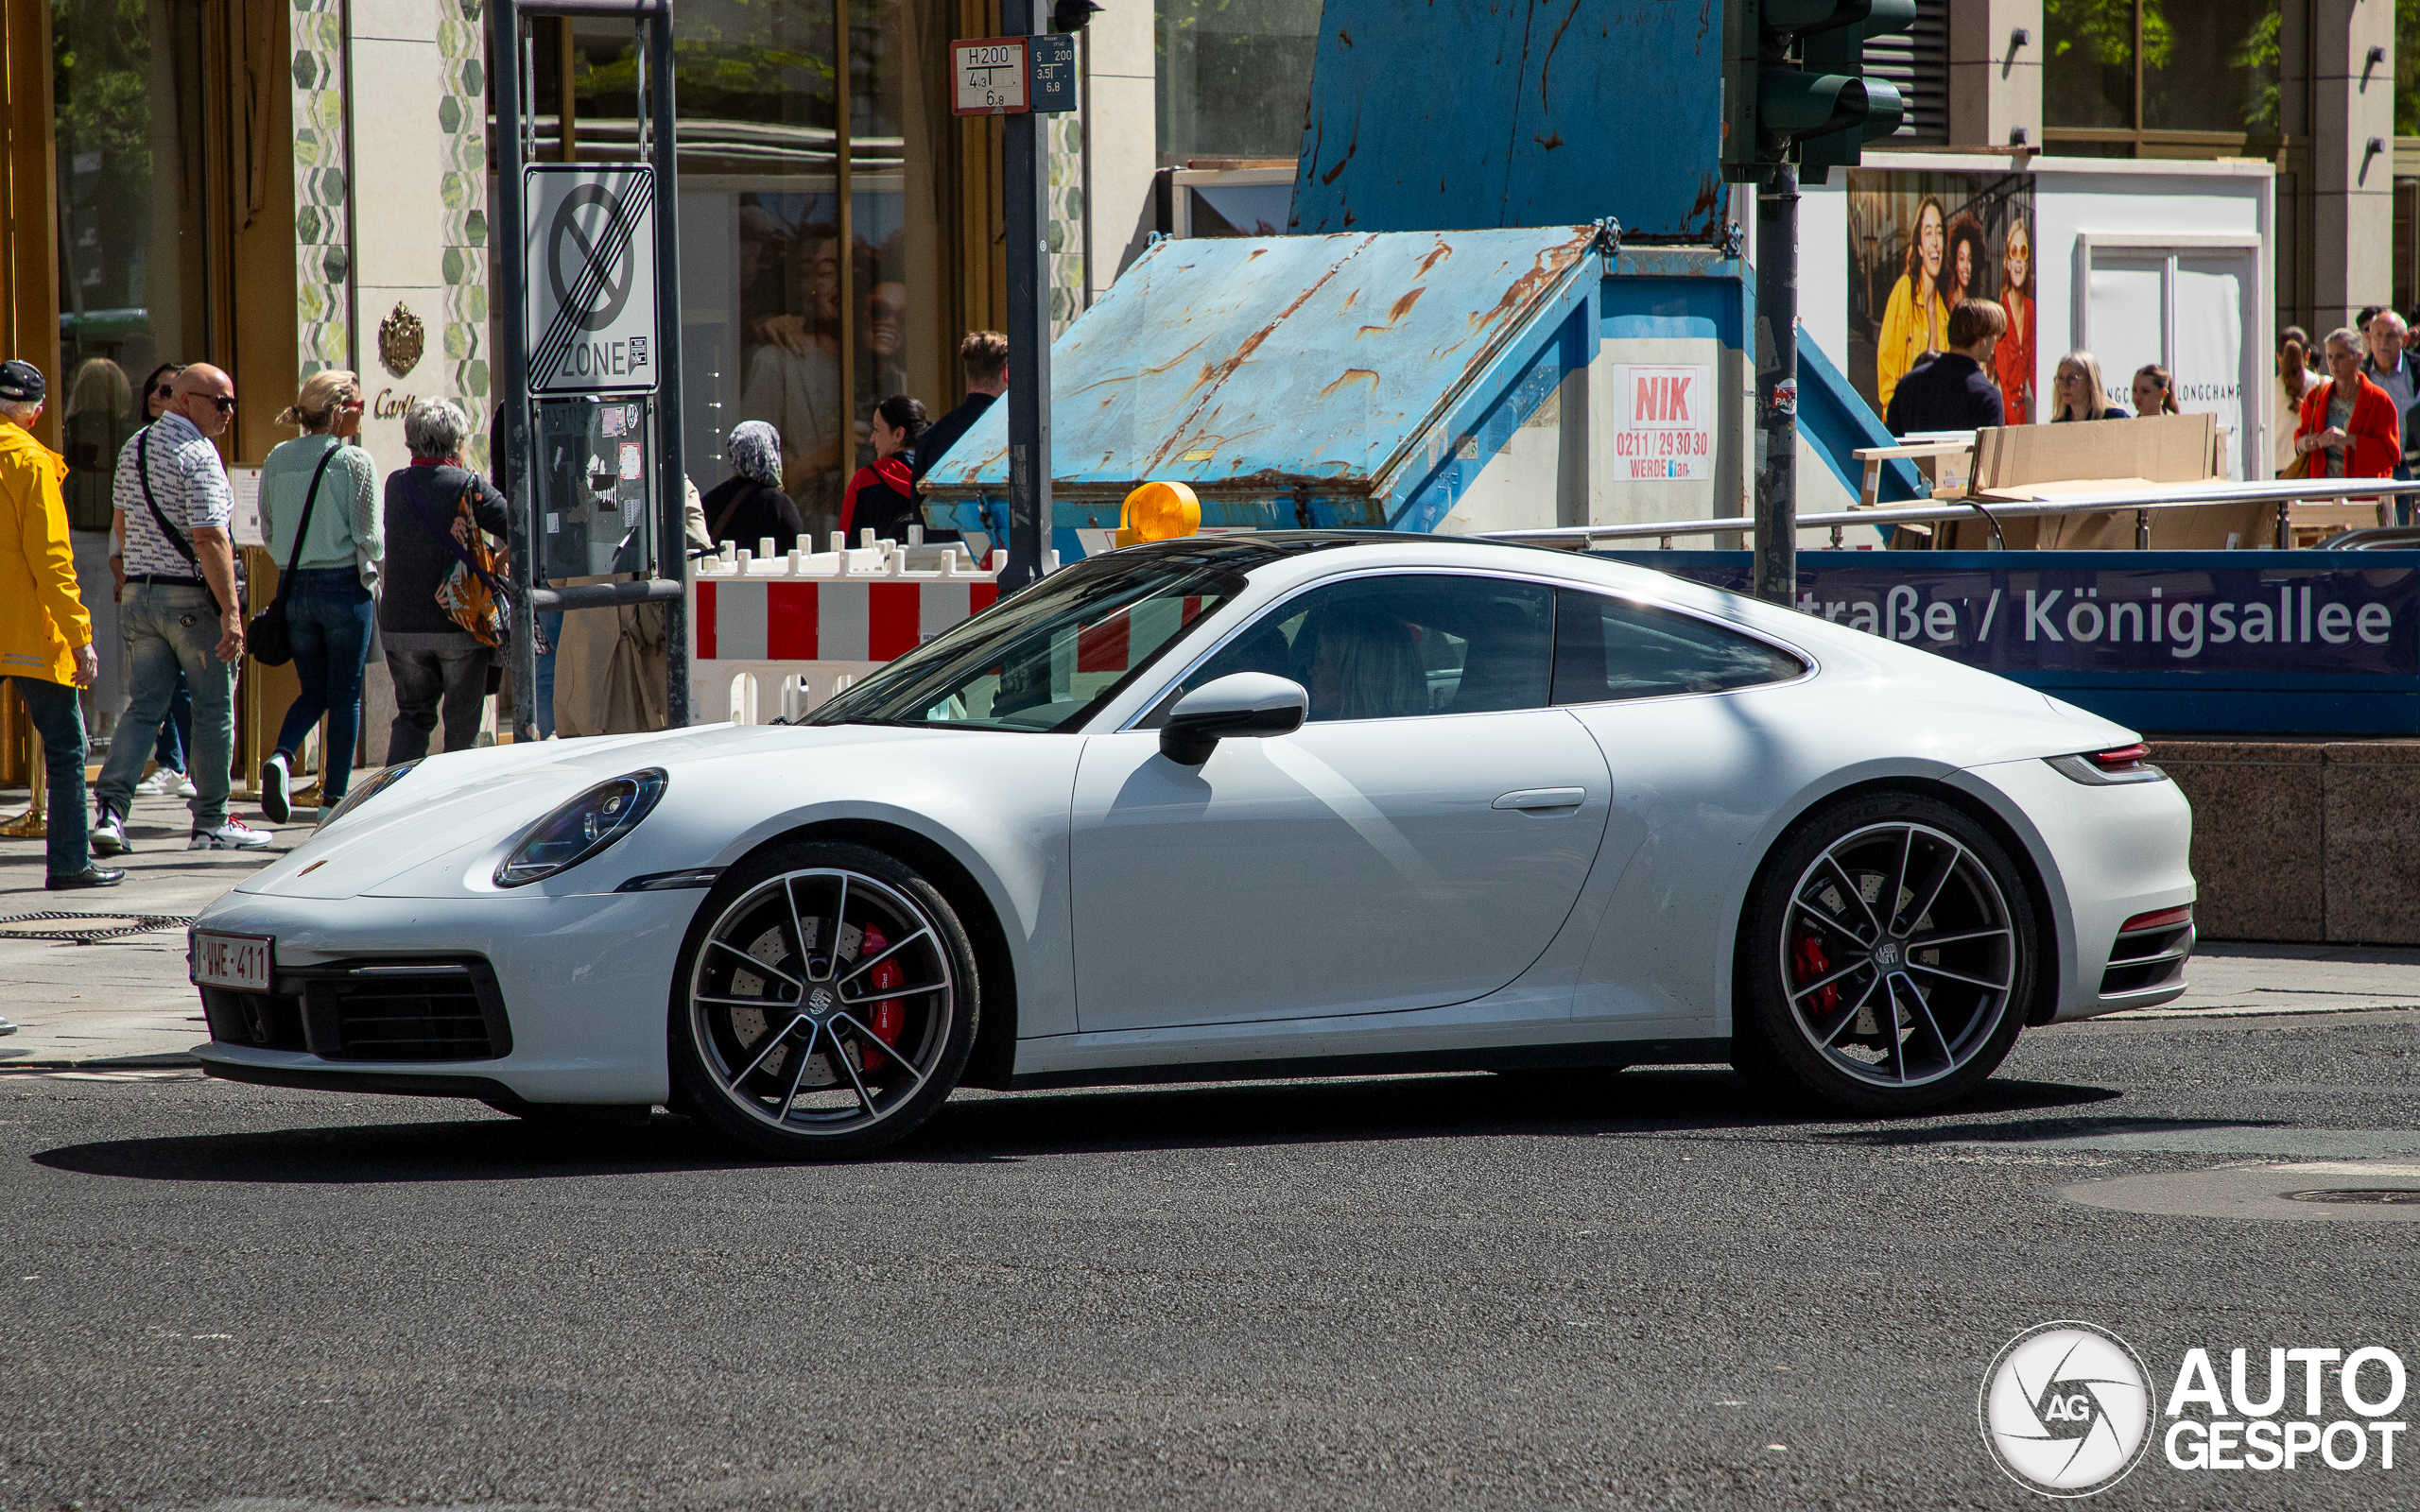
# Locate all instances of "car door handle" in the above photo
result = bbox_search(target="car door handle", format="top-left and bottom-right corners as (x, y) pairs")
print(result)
(1493, 787), (1586, 812)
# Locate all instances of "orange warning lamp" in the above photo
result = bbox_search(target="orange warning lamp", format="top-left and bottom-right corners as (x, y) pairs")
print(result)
(1115, 481), (1201, 549)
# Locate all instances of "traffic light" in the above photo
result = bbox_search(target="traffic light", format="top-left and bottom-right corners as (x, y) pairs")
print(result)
(1722, 1), (1913, 183)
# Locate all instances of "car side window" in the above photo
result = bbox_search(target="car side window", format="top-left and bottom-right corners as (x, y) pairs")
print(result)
(1551, 589), (1806, 704)
(1148, 574), (1556, 724)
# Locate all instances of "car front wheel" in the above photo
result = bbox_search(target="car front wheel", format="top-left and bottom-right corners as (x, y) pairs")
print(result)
(1734, 793), (2037, 1114)
(670, 842), (978, 1159)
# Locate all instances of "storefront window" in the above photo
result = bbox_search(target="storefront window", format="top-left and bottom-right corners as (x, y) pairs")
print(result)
(51, 0), (212, 530)
(2045, 0), (2135, 130)
(571, 0), (950, 542)
(1156, 0), (1322, 167)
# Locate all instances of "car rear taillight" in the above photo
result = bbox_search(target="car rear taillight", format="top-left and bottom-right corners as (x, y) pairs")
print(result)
(2047, 743), (2167, 786)
(2118, 905), (2192, 934)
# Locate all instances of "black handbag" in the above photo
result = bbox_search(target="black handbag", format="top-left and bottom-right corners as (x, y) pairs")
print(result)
(247, 445), (342, 667)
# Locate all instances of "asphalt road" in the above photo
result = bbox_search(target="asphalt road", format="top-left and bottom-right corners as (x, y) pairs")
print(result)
(4, 1006), (2417, 1511)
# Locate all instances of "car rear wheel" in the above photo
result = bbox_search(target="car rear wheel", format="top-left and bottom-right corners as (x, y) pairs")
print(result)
(1734, 793), (2036, 1114)
(670, 842), (977, 1160)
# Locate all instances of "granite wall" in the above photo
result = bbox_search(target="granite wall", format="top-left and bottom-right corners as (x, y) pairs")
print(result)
(2151, 739), (2420, 945)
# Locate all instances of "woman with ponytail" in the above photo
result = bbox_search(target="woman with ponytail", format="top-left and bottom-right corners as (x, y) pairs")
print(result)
(840, 394), (947, 543)
(256, 369), (379, 823)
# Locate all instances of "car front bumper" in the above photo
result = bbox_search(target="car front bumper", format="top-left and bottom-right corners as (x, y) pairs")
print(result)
(187, 886), (704, 1106)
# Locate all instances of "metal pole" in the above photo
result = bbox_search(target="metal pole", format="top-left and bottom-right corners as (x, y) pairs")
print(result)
(1000, 0), (1050, 592)
(1753, 161), (1799, 607)
(649, 3), (689, 727)
(494, 0), (541, 742)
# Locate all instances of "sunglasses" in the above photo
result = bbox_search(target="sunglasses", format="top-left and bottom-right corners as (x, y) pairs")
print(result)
(152, 383), (176, 398)
(199, 395), (237, 413)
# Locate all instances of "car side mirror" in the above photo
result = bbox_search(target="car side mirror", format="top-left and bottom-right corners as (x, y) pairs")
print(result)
(1158, 673), (1308, 765)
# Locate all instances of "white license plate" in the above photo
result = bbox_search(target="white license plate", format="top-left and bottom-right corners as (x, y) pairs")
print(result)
(192, 931), (273, 992)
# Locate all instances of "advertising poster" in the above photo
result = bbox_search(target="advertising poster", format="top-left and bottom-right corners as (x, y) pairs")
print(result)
(1846, 169), (2037, 426)
(1609, 362), (1713, 481)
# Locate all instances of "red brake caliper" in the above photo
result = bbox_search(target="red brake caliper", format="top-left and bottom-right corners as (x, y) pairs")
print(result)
(856, 924), (907, 1072)
(1792, 932), (1838, 1014)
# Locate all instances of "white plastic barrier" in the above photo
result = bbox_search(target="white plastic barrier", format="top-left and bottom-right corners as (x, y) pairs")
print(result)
(688, 530), (1056, 724)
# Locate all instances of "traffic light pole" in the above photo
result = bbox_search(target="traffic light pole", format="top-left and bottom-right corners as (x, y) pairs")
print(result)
(1753, 161), (1799, 608)
(1000, 0), (1051, 593)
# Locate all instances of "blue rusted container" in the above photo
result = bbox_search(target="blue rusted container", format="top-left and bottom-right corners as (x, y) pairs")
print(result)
(919, 224), (1918, 561)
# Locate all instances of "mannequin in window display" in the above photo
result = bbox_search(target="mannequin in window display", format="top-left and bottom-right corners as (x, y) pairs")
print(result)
(739, 230), (846, 542)
(854, 276), (912, 467)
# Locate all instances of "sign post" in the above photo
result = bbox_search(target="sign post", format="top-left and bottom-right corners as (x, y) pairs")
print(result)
(955, 6), (1078, 593)
(492, 0), (689, 742)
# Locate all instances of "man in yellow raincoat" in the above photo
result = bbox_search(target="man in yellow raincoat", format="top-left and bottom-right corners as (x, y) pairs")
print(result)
(0, 358), (123, 913)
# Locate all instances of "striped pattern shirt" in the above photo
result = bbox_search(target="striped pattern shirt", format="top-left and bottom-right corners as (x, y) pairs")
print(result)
(112, 412), (233, 578)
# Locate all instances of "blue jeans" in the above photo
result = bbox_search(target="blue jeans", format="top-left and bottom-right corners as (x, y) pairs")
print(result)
(3, 675), (91, 877)
(149, 672), (192, 772)
(95, 582), (236, 829)
(270, 568), (375, 804)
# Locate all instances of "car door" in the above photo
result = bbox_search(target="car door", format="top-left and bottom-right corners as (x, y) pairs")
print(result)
(1546, 587), (1816, 1023)
(1068, 572), (1612, 1031)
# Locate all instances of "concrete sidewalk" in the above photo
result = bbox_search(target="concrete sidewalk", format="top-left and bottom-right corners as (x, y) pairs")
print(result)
(0, 787), (301, 1069)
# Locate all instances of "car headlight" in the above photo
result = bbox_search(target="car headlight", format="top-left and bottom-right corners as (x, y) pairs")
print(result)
(494, 768), (668, 887)
(321, 760), (421, 828)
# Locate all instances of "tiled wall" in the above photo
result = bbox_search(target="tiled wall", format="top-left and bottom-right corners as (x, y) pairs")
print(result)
(1048, 109), (1084, 336)
(292, 0), (353, 378)
(436, 0), (491, 472)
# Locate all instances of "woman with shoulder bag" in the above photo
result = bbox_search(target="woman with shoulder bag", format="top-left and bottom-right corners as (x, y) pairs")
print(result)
(382, 398), (512, 761)
(257, 370), (380, 824)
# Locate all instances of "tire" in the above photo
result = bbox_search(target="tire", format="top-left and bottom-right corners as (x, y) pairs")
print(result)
(669, 841), (978, 1160)
(1732, 791), (2038, 1114)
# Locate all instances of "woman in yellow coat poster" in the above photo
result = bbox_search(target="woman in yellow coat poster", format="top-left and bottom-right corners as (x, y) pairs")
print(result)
(1875, 195), (1947, 415)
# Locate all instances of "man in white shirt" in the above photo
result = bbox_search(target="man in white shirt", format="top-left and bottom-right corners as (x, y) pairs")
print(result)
(91, 363), (270, 853)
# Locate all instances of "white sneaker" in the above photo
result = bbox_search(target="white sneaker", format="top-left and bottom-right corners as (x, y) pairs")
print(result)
(92, 807), (130, 856)
(260, 753), (292, 824)
(175, 772), (198, 798)
(0, 1017), (16, 1037)
(190, 817), (273, 850)
(135, 767), (192, 797)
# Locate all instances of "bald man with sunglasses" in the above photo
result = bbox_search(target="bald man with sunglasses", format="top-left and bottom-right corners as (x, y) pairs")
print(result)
(94, 363), (271, 854)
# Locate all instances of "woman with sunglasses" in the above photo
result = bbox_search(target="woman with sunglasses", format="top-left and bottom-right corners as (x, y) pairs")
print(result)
(255, 370), (381, 824)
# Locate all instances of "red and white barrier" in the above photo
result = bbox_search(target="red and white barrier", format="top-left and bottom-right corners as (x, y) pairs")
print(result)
(687, 535), (1038, 723)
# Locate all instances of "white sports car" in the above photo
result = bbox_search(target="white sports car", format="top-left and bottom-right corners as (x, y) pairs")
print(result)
(190, 533), (2195, 1157)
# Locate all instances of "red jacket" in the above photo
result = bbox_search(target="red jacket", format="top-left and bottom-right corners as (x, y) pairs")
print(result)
(2295, 372), (2401, 478)
(839, 455), (917, 541)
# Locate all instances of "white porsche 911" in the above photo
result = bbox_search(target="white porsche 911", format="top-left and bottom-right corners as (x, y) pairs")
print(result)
(189, 533), (2194, 1158)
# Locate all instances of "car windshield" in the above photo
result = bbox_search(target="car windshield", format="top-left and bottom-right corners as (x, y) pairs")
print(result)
(808, 552), (1247, 731)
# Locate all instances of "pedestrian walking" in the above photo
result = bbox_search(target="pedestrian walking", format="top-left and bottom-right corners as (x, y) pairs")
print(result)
(2292, 327), (2402, 482)
(839, 395), (930, 542)
(2050, 351), (2130, 422)
(1884, 299), (2007, 437)
(2132, 365), (2181, 418)
(700, 421), (807, 553)
(92, 363), (268, 853)
(911, 331), (1009, 483)
(117, 362), (196, 798)
(2360, 309), (2419, 485)
(0, 358), (122, 891)
(2275, 329), (2325, 477)
(256, 370), (380, 824)
(381, 398), (510, 761)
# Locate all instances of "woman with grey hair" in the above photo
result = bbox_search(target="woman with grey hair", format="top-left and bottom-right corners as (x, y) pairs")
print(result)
(699, 419), (810, 553)
(381, 396), (511, 760)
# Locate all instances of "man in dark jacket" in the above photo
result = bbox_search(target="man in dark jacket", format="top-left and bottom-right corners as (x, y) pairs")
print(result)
(1886, 299), (2008, 437)
(382, 398), (510, 761)
(910, 330), (1008, 484)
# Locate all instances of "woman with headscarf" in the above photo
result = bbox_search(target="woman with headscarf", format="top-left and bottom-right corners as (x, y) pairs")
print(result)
(700, 421), (810, 553)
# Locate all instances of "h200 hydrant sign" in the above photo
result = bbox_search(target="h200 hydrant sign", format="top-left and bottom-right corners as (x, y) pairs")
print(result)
(525, 164), (658, 396)
(1612, 363), (1713, 481)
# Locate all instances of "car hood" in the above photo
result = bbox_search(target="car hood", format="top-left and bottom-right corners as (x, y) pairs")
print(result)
(235, 721), (983, 901)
